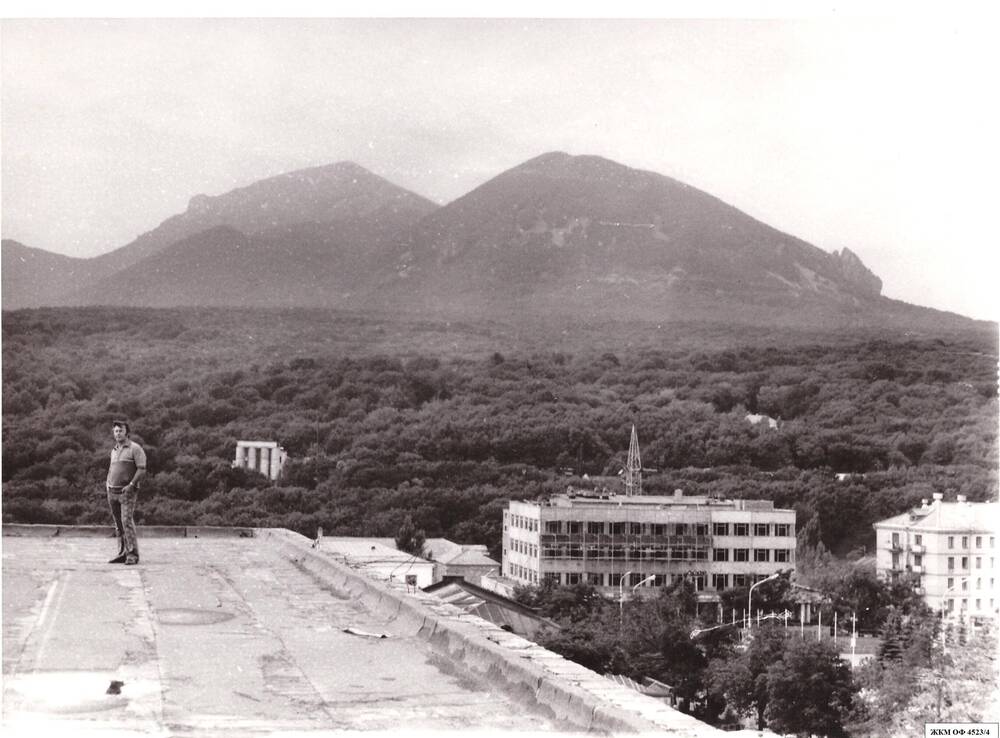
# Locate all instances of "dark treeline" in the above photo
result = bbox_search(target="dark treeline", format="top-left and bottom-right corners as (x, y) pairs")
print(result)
(2, 307), (996, 559)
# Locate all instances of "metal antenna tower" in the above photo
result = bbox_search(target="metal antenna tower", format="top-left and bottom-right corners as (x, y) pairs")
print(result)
(625, 424), (642, 496)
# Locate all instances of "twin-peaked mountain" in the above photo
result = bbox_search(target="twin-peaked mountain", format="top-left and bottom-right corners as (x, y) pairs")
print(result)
(0, 152), (974, 328)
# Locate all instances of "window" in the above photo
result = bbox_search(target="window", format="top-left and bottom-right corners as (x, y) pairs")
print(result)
(914, 554), (923, 566)
(892, 532), (900, 546)
(754, 549), (771, 562)
(713, 548), (730, 562)
(712, 574), (729, 591)
(754, 523), (770, 537)
(915, 534), (922, 545)
(714, 522), (730, 536)
(948, 557), (955, 571)
(586, 573), (603, 586)
(774, 524), (790, 537)
(734, 548), (750, 562)
(588, 521), (604, 535)
(947, 577), (954, 589)
(976, 536), (982, 548)
(891, 552), (900, 568)
(630, 522), (642, 535)
(948, 536), (954, 549)
(962, 557), (969, 570)
(671, 547), (688, 560)
(545, 521), (561, 534)
(961, 579), (968, 591)
(675, 523), (688, 536)
(977, 557), (982, 569)
(629, 572), (645, 586)
(977, 578), (982, 590)
(565, 572), (581, 585)
(945, 598), (954, 611)
(694, 548), (708, 561)
(734, 523), (749, 537)
(543, 572), (559, 583)
(962, 536), (969, 548)
(567, 521), (582, 534)
(774, 549), (790, 563)
(695, 524), (709, 536)
(693, 574), (706, 591)
(611, 522), (626, 535)
(733, 574), (749, 587)
(652, 524), (666, 536)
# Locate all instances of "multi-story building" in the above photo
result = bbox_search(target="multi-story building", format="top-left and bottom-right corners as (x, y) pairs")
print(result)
(502, 486), (796, 607)
(873, 492), (998, 621)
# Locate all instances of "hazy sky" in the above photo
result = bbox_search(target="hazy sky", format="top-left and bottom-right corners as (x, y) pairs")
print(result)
(2, 15), (997, 320)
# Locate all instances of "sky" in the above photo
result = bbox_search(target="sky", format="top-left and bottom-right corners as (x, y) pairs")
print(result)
(2, 12), (998, 320)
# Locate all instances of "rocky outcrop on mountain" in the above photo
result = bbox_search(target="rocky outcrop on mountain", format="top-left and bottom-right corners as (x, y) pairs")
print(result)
(833, 247), (882, 297)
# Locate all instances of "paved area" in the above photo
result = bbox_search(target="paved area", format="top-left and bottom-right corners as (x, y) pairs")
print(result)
(2, 536), (567, 736)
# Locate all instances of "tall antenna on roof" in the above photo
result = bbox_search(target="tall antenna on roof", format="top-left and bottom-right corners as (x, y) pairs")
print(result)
(625, 424), (642, 497)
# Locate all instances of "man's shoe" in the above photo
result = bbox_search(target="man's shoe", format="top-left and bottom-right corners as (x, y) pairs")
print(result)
(124, 555), (139, 565)
(108, 553), (127, 564)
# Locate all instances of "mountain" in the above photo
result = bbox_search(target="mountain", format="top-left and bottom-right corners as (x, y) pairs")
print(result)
(4, 162), (438, 309)
(1, 153), (982, 330)
(88, 161), (438, 275)
(366, 152), (964, 328)
(1, 240), (99, 309)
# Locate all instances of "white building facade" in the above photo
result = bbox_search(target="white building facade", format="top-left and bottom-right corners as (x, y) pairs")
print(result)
(873, 492), (998, 620)
(502, 488), (796, 603)
(233, 440), (287, 480)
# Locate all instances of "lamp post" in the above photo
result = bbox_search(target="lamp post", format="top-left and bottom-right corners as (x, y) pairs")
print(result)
(619, 571), (633, 627)
(747, 572), (779, 630)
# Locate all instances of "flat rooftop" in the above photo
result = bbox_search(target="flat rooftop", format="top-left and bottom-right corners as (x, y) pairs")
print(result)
(2, 532), (562, 736)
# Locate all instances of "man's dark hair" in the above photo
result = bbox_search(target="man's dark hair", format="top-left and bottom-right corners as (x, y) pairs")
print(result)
(112, 420), (130, 434)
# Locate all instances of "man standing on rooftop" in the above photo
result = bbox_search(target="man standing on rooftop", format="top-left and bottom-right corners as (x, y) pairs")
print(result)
(107, 420), (146, 565)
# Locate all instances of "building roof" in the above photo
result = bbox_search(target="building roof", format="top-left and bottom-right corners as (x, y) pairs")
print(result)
(874, 500), (998, 533)
(521, 491), (787, 513)
(321, 536), (499, 568)
(321, 537), (433, 566)
(1, 529), (557, 735)
(423, 577), (559, 637)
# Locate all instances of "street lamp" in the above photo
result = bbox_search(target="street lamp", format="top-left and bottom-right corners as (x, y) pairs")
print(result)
(747, 572), (780, 629)
(618, 571), (633, 627)
(619, 572), (656, 627)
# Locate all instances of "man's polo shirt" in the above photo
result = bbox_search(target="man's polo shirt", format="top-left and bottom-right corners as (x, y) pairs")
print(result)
(107, 440), (147, 487)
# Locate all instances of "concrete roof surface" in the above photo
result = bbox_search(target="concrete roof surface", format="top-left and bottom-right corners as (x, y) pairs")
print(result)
(1, 535), (561, 737)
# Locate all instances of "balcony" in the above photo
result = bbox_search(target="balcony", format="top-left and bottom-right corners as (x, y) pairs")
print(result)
(910, 544), (925, 554)
(911, 565), (923, 574)
(888, 541), (903, 552)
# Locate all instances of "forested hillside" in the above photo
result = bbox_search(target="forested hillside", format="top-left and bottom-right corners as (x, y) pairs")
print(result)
(2, 307), (996, 558)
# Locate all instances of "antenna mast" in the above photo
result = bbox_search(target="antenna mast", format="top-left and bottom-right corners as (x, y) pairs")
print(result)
(625, 424), (642, 496)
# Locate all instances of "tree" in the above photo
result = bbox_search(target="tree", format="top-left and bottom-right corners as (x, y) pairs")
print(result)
(764, 639), (856, 738)
(394, 515), (426, 558)
(707, 623), (787, 729)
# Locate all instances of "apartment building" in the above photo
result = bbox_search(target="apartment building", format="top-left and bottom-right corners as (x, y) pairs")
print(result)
(873, 492), (998, 621)
(502, 487), (796, 604)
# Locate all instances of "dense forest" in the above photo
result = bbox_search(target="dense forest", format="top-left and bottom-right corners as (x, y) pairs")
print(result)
(2, 307), (997, 560)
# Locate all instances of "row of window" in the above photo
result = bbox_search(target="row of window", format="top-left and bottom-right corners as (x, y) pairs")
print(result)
(891, 532), (996, 550)
(947, 555), (995, 571)
(510, 543), (792, 563)
(509, 514), (539, 532)
(944, 597), (996, 612)
(532, 520), (793, 537)
(508, 563), (539, 583)
(946, 576), (994, 591)
(529, 571), (775, 590)
(509, 539), (538, 557)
